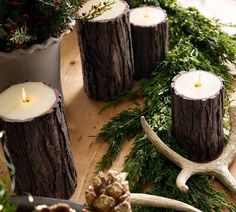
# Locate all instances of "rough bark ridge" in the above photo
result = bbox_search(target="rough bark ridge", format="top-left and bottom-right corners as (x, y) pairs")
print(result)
(131, 8), (168, 80)
(171, 76), (224, 162)
(76, 4), (134, 101)
(0, 91), (77, 199)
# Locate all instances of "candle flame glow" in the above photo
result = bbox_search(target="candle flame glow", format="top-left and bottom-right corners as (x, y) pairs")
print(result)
(194, 73), (202, 87)
(28, 194), (34, 203)
(22, 88), (30, 103)
(144, 14), (149, 18)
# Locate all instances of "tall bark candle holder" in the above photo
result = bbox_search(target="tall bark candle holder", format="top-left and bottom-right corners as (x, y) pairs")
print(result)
(76, 0), (134, 101)
(0, 82), (77, 198)
(130, 6), (168, 80)
(171, 70), (224, 162)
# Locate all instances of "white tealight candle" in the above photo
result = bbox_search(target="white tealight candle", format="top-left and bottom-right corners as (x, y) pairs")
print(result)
(0, 82), (56, 120)
(78, 0), (127, 21)
(130, 6), (166, 26)
(174, 70), (223, 100)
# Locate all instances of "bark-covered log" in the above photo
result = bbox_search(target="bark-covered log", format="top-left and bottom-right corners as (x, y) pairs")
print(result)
(130, 6), (168, 80)
(0, 90), (77, 199)
(76, 0), (134, 101)
(171, 71), (224, 162)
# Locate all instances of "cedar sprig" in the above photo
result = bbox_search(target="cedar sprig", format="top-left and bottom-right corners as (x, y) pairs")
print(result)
(96, 0), (236, 211)
(96, 107), (143, 171)
(0, 176), (16, 212)
(10, 27), (34, 46)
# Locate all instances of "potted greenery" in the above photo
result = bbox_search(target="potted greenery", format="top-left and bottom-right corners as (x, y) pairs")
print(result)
(0, 0), (111, 93)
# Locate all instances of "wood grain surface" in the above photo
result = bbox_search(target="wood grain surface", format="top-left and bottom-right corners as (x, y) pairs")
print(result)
(60, 30), (136, 202)
(1, 29), (236, 205)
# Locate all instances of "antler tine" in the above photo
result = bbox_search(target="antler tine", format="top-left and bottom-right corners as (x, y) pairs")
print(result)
(140, 116), (191, 169)
(176, 169), (193, 192)
(130, 193), (202, 212)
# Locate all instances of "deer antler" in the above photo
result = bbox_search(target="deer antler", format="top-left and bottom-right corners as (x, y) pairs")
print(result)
(141, 106), (236, 194)
(130, 193), (201, 212)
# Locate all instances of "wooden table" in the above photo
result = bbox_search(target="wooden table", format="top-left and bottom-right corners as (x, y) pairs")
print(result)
(59, 29), (135, 202)
(1, 28), (236, 205)
(53, 28), (236, 203)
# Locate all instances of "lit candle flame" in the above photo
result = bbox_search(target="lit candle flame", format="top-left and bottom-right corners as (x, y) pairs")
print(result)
(22, 88), (30, 103)
(28, 193), (34, 203)
(194, 73), (202, 88)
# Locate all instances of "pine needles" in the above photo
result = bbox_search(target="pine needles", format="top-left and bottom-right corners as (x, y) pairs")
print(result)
(96, 107), (143, 170)
(96, 0), (236, 211)
(0, 176), (16, 212)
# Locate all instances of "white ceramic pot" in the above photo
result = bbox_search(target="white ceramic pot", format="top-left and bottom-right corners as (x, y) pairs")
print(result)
(0, 34), (66, 93)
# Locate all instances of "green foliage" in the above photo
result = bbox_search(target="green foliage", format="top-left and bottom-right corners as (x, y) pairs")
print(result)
(0, 177), (16, 212)
(96, 107), (143, 170)
(97, 0), (236, 211)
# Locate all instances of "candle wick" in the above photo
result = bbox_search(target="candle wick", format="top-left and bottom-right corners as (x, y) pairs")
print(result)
(22, 88), (30, 103)
(194, 73), (202, 88)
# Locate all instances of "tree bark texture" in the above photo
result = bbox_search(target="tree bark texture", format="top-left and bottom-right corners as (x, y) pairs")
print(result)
(76, 4), (134, 101)
(131, 8), (168, 80)
(171, 75), (224, 162)
(0, 91), (77, 199)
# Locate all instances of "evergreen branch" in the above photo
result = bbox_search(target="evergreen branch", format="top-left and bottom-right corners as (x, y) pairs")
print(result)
(96, 107), (144, 171)
(96, 0), (236, 210)
(99, 88), (141, 114)
(0, 176), (16, 212)
(10, 27), (34, 46)
(96, 139), (122, 171)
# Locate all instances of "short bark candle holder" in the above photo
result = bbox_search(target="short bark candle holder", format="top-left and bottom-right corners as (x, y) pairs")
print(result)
(130, 6), (168, 80)
(76, 0), (134, 101)
(171, 70), (224, 162)
(0, 82), (77, 198)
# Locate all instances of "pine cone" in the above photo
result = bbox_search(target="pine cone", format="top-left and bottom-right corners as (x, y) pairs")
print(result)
(83, 171), (131, 212)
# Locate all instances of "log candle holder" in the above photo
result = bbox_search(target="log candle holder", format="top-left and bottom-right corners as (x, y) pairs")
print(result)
(171, 70), (224, 162)
(76, 0), (134, 101)
(130, 6), (168, 80)
(0, 82), (77, 199)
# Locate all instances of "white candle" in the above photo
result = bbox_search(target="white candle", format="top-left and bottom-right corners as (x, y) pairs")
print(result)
(78, 0), (127, 21)
(0, 82), (77, 197)
(0, 82), (56, 120)
(130, 6), (166, 26)
(171, 70), (224, 161)
(173, 70), (223, 99)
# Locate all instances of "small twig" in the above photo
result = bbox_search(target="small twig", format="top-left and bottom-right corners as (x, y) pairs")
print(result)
(74, 0), (115, 21)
